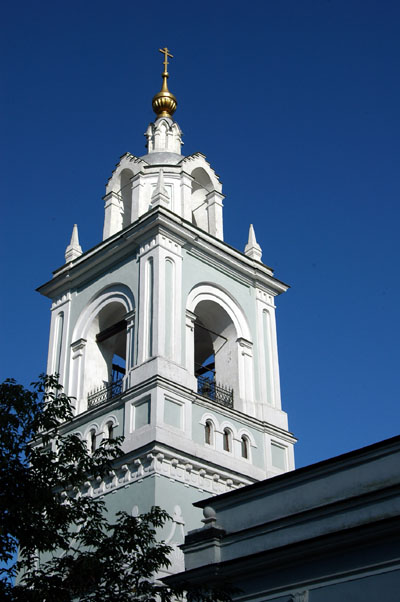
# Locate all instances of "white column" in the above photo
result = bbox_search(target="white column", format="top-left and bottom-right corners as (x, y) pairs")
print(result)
(181, 172), (194, 222)
(185, 310), (197, 381)
(131, 171), (147, 222)
(158, 236), (183, 362)
(125, 310), (135, 389)
(69, 338), (87, 414)
(237, 337), (254, 405)
(103, 192), (122, 239)
(206, 191), (224, 240)
(269, 306), (282, 410)
(255, 290), (281, 409)
(137, 237), (157, 363)
(47, 294), (71, 391)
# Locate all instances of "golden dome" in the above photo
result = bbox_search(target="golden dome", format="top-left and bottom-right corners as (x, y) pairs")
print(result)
(152, 47), (177, 119)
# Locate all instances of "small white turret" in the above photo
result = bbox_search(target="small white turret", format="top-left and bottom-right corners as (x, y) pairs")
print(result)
(65, 224), (82, 262)
(145, 118), (183, 154)
(244, 224), (262, 261)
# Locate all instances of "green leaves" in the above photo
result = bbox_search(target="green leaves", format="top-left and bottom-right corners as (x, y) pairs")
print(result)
(0, 375), (233, 602)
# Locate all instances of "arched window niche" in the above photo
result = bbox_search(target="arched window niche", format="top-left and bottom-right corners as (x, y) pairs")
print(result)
(223, 428), (232, 453)
(187, 285), (254, 412)
(70, 286), (135, 414)
(105, 421), (114, 440)
(204, 420), (214, 446)
(241, 435), (250, 459)
(88, 429), (97, 454)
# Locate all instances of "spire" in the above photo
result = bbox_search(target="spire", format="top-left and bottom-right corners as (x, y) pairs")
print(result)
(152, 47), (177, 119)
(150, 169), (170, 208)
(244, 224), (262, 261)
(65, 224), (82, 263)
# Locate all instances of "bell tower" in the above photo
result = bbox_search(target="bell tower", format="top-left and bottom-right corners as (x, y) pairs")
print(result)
(38, 49), (296, 572)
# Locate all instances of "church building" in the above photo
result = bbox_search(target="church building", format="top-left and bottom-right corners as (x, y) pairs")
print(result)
(37, 49), (296, 572)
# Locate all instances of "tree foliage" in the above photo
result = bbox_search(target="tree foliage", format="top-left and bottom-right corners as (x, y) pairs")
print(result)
(0, 375), (232, 601)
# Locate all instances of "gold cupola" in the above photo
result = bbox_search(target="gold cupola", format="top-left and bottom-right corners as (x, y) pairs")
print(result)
(152, 47), (177, 119)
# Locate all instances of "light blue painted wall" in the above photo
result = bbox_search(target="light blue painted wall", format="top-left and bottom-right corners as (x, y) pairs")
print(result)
(102, 476), (156, 518)
(154, 475), (210, 536)
(101, 475), (208, 539)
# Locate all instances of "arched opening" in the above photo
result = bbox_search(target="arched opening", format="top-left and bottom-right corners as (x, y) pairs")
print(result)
(241, 435), (250, 459)
(223, 428), (232, 452)
(120, 169), (133, 229)
(204, 420), (214, 446)
(156, 121), (167, 150)
(191, 168), (213, 231)
(85, 301), (127, 406)
(88, 429), (96, 454)
(105, 421), (114, 440)
(193, 300), (237, 407)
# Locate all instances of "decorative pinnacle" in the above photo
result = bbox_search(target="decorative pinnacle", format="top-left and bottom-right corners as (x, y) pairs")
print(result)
(244, 224), (262, 261)
(152, 47), (177, 119)
(65, 224), (82, 263)
(150, 169), (169, 207)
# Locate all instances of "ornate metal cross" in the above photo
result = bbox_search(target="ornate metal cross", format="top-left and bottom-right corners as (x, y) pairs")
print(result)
(159, 47), (173, 73)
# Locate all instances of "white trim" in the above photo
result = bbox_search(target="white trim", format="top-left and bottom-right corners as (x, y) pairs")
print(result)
(100, 414), (120, 435)
(72, 284), (134, 342)
(186, 284), (251, 341)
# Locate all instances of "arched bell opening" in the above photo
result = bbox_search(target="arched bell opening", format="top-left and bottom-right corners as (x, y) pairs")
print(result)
(193, 299), (237, 408)
(191, 167), (213, 231)
(85, 301), (128, 406)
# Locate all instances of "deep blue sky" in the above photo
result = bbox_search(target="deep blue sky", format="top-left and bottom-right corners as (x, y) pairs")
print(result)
(1, 1), (399, 469)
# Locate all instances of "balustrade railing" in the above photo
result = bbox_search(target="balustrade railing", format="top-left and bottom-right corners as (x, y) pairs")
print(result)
(87, 378), (123, 409)
(197, 376), (233, 408)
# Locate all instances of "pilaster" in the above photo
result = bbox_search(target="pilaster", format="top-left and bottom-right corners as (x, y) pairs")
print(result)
(103, 191), (122, 239)
(131, 171), (147, 222)
(206, 191), (224, 240)
(47, 293), (72, 389)
(181, 171), (194, 222)
(69, 338), (87, 414)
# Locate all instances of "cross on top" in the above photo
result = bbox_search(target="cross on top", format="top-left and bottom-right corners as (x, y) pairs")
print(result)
(159, 47), (173, 73)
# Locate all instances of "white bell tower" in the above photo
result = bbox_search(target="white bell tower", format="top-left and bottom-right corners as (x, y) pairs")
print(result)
(38, 48), (296, 572)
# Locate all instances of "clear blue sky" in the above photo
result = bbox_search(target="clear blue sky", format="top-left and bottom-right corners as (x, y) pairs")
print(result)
(1, 0), (399, 469)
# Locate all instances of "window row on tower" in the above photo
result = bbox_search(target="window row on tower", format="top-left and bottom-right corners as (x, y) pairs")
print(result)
(200, 414), (255, 462)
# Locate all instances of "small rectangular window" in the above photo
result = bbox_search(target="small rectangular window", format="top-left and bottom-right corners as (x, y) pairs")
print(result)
(164, 398), (183, 429)
(134, 400), (150, 430)
(271, 441), (286, 470)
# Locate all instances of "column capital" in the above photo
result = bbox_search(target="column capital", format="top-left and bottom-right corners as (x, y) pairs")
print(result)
(125, 309), (136, 324)
(185, 309), (197, 326)
(237, 337), (253, 356)
(71, 338), (87, 352)
(206, 190), (225, 205)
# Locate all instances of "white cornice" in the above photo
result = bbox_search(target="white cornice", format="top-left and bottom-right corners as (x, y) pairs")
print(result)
(68, 443), (253, 501)
(37, 207), (289, 299)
